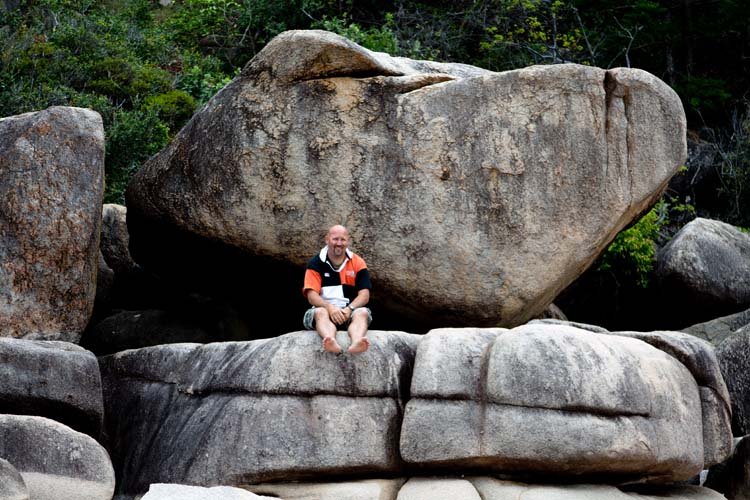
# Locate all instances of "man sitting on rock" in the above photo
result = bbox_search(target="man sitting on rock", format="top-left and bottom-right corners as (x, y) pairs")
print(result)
(302, 225), (372, 354)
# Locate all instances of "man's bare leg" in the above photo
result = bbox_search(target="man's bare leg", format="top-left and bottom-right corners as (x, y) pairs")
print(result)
(313, 307), (341, 353)
(347, 310), (370, 354)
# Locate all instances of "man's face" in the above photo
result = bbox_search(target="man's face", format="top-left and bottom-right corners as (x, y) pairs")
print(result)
(326, 226), (349, 260)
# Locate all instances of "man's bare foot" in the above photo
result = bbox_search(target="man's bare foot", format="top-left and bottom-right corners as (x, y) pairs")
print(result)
(347, 337), (370, 354)
(322, 336), (342, 354)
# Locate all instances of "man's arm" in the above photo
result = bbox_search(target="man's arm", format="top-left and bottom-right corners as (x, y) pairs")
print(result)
(348, 288), (370, 309)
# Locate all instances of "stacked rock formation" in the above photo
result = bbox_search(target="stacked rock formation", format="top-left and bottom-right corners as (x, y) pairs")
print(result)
(100, 324), (731, 498)
(0, 107), (113, 500)
(2, 30), (732, 500)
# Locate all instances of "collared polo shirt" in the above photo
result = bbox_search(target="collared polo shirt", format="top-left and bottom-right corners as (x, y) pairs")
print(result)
(302, 247), (371, 308)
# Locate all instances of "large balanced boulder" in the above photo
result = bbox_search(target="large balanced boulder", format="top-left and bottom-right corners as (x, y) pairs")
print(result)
(100, 330), (418, 497)
(0, 106), (104, 341)
(0, 414), (115, 500)
(0, 338), (103, 437)
(126, 29), (686, 332)
(657, 217), (750, 326)
(400, 323), (731, 482)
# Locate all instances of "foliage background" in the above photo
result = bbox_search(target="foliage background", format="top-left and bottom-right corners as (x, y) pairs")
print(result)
(1, 0), (748, 327)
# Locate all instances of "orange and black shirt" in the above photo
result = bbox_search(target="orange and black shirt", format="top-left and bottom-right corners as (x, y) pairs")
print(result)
(302, 247), (371, 308)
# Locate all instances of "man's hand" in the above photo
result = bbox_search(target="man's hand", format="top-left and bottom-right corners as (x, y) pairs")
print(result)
(327, 304), (348, 325)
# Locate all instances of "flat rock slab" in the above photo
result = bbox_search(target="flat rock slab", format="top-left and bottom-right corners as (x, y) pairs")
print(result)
(0, 338), (103, 437)
(0, 106), (104, 342)
(0, 414), (114, 500)
(0, 458), (28, 500)
(142, 484), (275, 500)
(248, 478), (725, 500)
(100, 331), (418, 497)
(126, 29), (685, 332)
(400, 323), (730, 482)
(247, 479), (406, 500)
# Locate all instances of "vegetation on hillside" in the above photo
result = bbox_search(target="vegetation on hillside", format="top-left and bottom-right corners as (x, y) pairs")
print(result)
(1, 0), (748, 306)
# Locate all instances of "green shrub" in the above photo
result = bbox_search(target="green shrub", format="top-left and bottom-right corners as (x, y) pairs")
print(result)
(597, 202), (666, 288)
(105, 108), (169, 203)
(143, 89), (196, 132)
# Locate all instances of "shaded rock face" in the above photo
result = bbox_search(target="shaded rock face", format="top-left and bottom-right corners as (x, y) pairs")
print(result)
(82, 305), (250, 355)
(0, 106), (104, 342)
(716, 329), (750, 435)
(400, 324), (730, 482)
(100, 330), (419, 497)
(683, 307), (750, 346)
(0, 339), (104, 438)
(657, 218), (750, 326)
(100, 203), (137, 276)
(0, 414), (115, 500)
(705, 436), (750, 500)
(126, 29), (686, 333)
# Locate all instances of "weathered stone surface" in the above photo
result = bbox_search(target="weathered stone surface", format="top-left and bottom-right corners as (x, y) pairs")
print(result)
(101, 203), (137, 275)
(126, 29), (685, 332)
(470, 477), (726, 499)
(247, 477), (726, 500)
(657, 218), (750, 324)
(0, 106), (104, 341)
(401, 323), (721, 482)
(605, 330), (732, 465)
(101, 330), (418, 497)
(397, 478), (482, 500)
(529, 317), (610, 332)
(0, 338), (103, 437)
(684, 307), (750, 346)
(247, 479), (406, 499)
(717, 330), (750, 435)
(705, 435), (750, 500)
(142, 484), (274, 500)
(0, 458), (28, 500)
(0, 414), (115, 500)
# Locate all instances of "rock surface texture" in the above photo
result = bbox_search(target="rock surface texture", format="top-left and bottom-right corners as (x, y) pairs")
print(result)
(248, 477), (725, 500)
(657, 217), (750, 325)
(100, 203), (137, 275)
(0, 414), (115, 500)
(684, 307), (750, 346)
(0, 458), (28, 500)
(705, 436), (750, 500)
(0, 106), (104, 341)
(126, 29), (686, 330)
(399, 323), (731, 482)
(100, 330), (418, 497)
(0, 338), (104, 437)
(716, 329), (750, 435)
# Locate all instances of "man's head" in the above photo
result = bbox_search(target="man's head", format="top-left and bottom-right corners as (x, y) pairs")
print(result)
(325, 225), (349, 263)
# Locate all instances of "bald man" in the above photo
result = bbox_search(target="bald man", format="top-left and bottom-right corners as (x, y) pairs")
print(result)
(302, 225), (372, 353)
